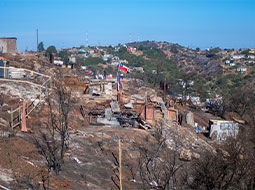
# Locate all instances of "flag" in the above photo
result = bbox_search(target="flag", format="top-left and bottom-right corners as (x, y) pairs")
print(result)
(119, 64), (128, 72)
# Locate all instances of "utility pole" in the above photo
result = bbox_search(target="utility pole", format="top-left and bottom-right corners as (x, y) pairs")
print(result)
(119, 138), (122, 190)
(36, 29), (38, 52)
(164, 78), (166, 101)
(86, 30), (88, 47)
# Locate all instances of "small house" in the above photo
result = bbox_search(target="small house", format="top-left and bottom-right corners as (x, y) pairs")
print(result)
(0, 37), (17, 55)
(231, 55), (245, 59)
(236, 67), (247, 73)
(225, 60), (230, 65)
(248, 55), (255, 59)
(54, 57), (64, 66)
(103, 54), (113, 61)
(127, 47), (136, 52)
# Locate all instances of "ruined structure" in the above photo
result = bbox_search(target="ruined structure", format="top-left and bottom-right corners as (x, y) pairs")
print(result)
(0, 37), (17, 55)
(209, 119), (239, 141)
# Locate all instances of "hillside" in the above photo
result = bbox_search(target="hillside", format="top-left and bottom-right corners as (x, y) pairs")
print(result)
(127, 41), (223, 77)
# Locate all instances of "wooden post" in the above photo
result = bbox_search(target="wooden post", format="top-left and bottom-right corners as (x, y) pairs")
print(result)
(164, 78), (166, 101)
(119, 138), (122, 190)
(89, 115), (92, 124)
(26, 100), (28, 115)
(19, 105), (21, 124)
(40, 87), (42, 101)
(11, 108), (13, 130)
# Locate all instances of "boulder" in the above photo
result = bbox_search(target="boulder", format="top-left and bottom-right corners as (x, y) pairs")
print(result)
(179, 149), (192, 161)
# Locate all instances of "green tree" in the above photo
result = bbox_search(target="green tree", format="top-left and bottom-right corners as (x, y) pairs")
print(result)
(38, 41), (44, 52)
(46, 45), (57, 57)
(58, 50), (70, 64)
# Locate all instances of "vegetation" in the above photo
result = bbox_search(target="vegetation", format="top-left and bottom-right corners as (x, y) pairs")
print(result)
(58, 50), (70, 64)
(45, 45), (57, 57)
(38, 42), (44, 52)
(114, 46), (182, 90)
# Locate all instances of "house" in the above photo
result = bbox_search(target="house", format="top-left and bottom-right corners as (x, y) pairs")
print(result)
(248, 55), (255, 59)
(120, 59), (128, 64)
(0, 37), (17, 55)
(205, 97), (222, 110)
(88, 49), (95, 55)
(127, 46), (136, 52)
(245, 60), (255, 65)
(54, 57), (64, 66)
(231, 55), (245, 59)
(190, 96), (201, 106)
(103, 54), (113, 61)
(110, 62), (120, 66)
(209, 120), (238, 141)
(236, 67), (247, 73)
(79, 49), (88, 54)
(225, 60), (230, 65)
(112, 56), (120, 61)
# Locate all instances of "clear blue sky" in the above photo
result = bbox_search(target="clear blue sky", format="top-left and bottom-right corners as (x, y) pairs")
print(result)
(1, 0), (254, 51)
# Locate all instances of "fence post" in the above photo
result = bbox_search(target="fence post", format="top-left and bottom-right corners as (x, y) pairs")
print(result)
(19, 105), (21, 126)
(11, 108), (13, 130)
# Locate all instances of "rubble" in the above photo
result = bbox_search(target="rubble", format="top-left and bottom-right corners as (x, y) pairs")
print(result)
(0, 54), (238, 189)
(110, 101), (120, 113)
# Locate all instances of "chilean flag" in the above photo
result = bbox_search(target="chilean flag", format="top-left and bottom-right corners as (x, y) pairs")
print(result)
(119, 64), (128, 72)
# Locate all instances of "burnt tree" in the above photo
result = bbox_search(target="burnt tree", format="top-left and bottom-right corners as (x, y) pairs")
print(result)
(34, 85), (71, 189)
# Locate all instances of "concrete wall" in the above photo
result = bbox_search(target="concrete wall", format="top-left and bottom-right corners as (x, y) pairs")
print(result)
(145, 105), (154, 121)
(167, 108), (178, 121)
(0, 38), (17, 55)
(209, 122), (238, 141)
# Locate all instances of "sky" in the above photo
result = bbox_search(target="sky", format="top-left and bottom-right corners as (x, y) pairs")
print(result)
(1, 0), (254, 51)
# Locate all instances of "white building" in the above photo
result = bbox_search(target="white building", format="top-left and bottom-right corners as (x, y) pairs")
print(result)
(236, 67), (247, 73)
(209, 120), (238, 142)
(225, 60), (230, 65)
(248, 55), (255, 59)
(103, 54), (113, 61)
(232, 55), (245, 59)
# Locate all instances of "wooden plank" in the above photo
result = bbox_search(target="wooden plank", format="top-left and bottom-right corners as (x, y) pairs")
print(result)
(0, 66), (51, 78)
(0, 123), (7, 127)
(0, 78), (49, 89)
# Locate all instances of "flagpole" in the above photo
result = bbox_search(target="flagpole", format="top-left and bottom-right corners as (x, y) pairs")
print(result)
(117, 63), (120, 102)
